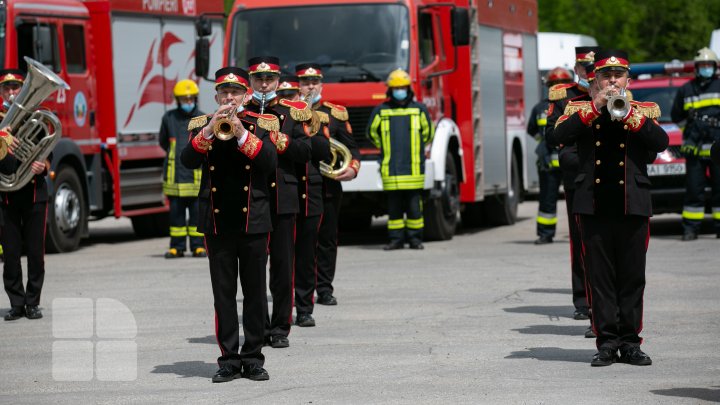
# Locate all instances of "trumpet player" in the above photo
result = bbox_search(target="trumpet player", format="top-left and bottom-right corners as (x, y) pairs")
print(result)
(296, 63), (360, 308)
(181, 67), (279, 382)
(554, 49), (668, 367)
(245, 56), (314, 341)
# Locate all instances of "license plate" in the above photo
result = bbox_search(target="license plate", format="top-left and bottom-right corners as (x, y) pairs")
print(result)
(647, 163), (686, 176)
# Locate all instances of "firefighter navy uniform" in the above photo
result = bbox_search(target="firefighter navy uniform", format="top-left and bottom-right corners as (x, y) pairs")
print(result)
(670, 47), (720, 240)
(181, 67), (277, 381)
(554, 49), (668, 366)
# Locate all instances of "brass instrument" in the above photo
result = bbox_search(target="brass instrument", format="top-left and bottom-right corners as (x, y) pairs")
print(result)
(212, 104), (242, 141)
(320, 137), (352, 179)
(0, 57), (70, 191)
(606, 86), (629, 121)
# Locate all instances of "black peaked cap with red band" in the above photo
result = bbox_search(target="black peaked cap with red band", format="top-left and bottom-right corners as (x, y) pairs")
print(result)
(247, 56), (281, 75)
(584, 63), (596, 81)
(278, 75), (299, 91)
(575, 46), (601, 65)
(214, 66), (250, 89)
(594, 49), (630, 72)
(0, 69), (25, 85)
(295, 63), (323, 79)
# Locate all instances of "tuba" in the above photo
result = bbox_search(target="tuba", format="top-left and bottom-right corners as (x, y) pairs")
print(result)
(320, 137), (353, 179)
(0, 57), (70, 191)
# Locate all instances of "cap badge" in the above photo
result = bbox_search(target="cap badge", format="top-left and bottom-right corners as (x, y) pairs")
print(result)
(258, 62), (270, 71)
(226, 73), (237, 81)
(609, 56), (618, 64)
(306, 67), (317, 75)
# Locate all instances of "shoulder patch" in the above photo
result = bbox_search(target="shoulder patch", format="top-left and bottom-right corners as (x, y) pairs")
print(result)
(630, 101), (661, 119)
(279, 99), (312, 122)
(323, 101), (349, 121)
(563, 101), (592, 116)
(188, 115), (209, 131)
(246, 111), (280, 131)
(548, 83), (575, 101)
(315, 111), (330, 124)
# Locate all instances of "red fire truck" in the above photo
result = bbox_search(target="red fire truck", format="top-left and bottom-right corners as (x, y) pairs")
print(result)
(201, 0), (539, 240)
(0, 0), (225, 252)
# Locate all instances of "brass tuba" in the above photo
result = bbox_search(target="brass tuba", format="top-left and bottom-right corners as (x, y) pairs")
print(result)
(320, 137), (353, 179)
(0, 57), (70, 191)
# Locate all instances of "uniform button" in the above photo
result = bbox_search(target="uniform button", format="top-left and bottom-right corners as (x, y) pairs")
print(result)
(280, 114), (285, 120)
(619, 180), (625, 185)
(249, 125), (254, 131)
(209, 165), (215, 171)
(243, 186), (249, 191)
(271, 182), (276, 188)
(214, 208), (220, 213)
(619, 161), (624, 166)
(302, 194), (307, 199)
(242, 207), (248, 213)
(208, 146), (213, 151)
(623, 125), (628, 130)
(619, 143), (625, 148)
(245, 165), (251, 170)
(302, 176), (307, 181)
(31, 179), (35, 183)
(595, 124), (600, 129)
(596, 160), (601, 165)
(211, 187), (217, 192)
(595, 178), (601, 184)
(596, 141), (601, 146)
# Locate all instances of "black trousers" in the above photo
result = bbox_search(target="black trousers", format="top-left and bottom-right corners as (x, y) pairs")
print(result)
(565, 190), (588, 311)
(265, 213), (295, 338)
(387, 189), (423, 245)
(682, 156), (720, 233)
(536, 169), (563, 238)
(168, 196), (203, 252)
(316, 191), (342, 296)
(578, 214), (649, 351)
(294, 214), (321, 315)
(2, 202), (47, 308)
(205, 232), (267, 370)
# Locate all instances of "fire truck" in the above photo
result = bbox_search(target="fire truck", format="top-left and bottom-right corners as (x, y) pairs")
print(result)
(202, 0), (539, 240)
(0, 0), (225, 252)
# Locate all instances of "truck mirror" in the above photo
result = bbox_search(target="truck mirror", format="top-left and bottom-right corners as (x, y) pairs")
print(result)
(195, 16), (212, 37)
(195, 38), (210, 79)
(452, 7), (470, 46)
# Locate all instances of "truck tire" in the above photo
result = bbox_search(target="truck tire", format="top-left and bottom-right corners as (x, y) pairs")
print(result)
(461, 201), (486, 228)
(425, 152), (459, 240)
(484, 152), (520, 226)
(131, 212), (169, 238)
(46, 166), (86, 253)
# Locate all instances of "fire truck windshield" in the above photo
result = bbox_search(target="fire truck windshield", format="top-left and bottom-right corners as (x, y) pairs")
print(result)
(229, 4), (409, 83)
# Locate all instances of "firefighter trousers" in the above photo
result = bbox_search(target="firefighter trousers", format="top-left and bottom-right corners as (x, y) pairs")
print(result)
(537, 169), (563, 238)
(265, 213), (295, 338)
(682, 156), (720, 234)
(168, 196), (203, 252)
(316, 191), (342, 296)
(2, 202), (47, 307)
(294, 214), (321, 316)
(387, 189), (423, 245)
(578, 214), (648, 351)
(565, 190), (588, 312)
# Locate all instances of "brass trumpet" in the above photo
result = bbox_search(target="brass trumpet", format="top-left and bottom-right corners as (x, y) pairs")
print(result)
(212, 104), (242, 141)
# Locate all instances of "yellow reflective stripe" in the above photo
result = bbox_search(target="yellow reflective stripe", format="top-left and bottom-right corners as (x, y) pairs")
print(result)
(683, 98), (720, 110)
(550, 159), (560, 167)
(712, 208), (720, 220)
(537, 118), (547, 126)
(194, 166), (202, 186)
(536, 216), (558, 225)
(699, 149), (712, 157)
(682, 210), (705, 220)
(387, 219), (405, 230)
(419, 110), (433, 143)
(163, 183), (201, 197)
(170, 226), (187, 237)
(0, 244), (3, 255)
(187, 226), (203, 237)
(381, 117), (391, 179)
(406, 218), (424, 229)
(379, 107), (421, 117)
(382, 175), (425, 190)
(166, 139), (176, 188)
(369, 114), (382, 147)
(411, 113), (420, 176)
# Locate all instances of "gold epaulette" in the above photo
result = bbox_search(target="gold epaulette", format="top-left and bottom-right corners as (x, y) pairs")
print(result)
(630, 101), (661, 119)
(279, 99), (312, 122)
(323, 101), (349, 121)
(315, 111), (330, 124)
(188, 115), (209, 131)
(563, 101), (591, 116)
(246, 111), (280, 131)
(548, 83), (575, 101)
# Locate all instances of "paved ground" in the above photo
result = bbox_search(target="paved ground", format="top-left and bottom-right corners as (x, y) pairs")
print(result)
(1, 201), (719, 404)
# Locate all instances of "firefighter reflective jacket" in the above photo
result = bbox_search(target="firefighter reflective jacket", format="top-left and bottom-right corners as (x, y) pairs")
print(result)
(671, 77), (720, 156)
(160, 106), (204, 197)
(367, 100), (434, 190)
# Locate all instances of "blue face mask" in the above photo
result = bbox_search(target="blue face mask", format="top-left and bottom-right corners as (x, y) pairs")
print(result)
(392, 89), (408, 101)
(2, 100), (9, 110)
(180, 103), (195, 113)
(312, 93), (322, 104)
(253, 91), (276, 104)
(698, 66), (715, 79)
(577, 78), (589, 89)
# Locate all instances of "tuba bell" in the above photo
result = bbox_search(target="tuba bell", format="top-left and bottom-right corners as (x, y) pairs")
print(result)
(0, 57), (70, 191)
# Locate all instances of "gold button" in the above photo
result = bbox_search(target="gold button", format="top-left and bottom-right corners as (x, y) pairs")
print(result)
(302, 194), (307, 199)
(243, 186), (249, 191)
(208, 146), (213, 151)
(245, 165), (251, 170)
(619, 161), (624, 166)
(619, 180), (625, 185)
(209, 165), (215, 171)
(596, 160), (601, 165)
(595, 124), (600, 129)
(619, 143), (625, 148)
(271, 182), (276, 188)
(242, 207), (248, 213)
(595, 178), (601, 184)
(302, 176), (307, 181)
(214, 208), (220, 213)
(623, 125), (628, 130)
(249, 125), (254, 131)
(31, 179), (35, 183)
(211, 187), (217, 192)
(596, 141), (601, 146)
(280, 114), (285, 120)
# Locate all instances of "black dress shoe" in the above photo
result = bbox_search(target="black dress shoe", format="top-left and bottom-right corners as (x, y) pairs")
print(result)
(4, 306), (25, 321)
(573, 308), (590, 320)
(212, 365), (241, 383)
(534, 236), (553, 245)
(25, 305), (43, 319)
(591, 348), (618, 367)
(383, 242), (404, 251)
(584, 326), (596, 338)
(317, 293), (337, 306)
(681, 232), (698, 241)
(271, 335), (289, 348)
(241, 365), (269, 381)
(409, 243), (424, 250)
(296, 313), (315, 327)
(619, 346), (652, 366)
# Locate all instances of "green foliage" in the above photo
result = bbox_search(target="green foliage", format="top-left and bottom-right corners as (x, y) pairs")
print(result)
(539, 0), (720, 62)
(224, 0), (233, 16)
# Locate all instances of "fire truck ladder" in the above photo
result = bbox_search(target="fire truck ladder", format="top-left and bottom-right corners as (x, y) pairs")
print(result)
(469, 0), (483, 199)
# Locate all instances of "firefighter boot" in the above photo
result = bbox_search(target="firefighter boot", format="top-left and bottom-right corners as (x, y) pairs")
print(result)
(192, 247), (207, 258)
(164, 248), (184, 259)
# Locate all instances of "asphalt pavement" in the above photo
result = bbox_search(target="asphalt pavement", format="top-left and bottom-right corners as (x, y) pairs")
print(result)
(0, 201), (719, 404)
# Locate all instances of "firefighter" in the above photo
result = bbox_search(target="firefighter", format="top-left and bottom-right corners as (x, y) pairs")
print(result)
(181, 66), (278, 382)
(160, 79), (205, 258)
(527, 67), (573, 245)
(0, 69), (24, 264)
(296, 63), (360, 307)
(368, 69), (433, 250)
(671, 47), (720, 241)
(244, 56), (313, 338)
(554, 49), (668, 367)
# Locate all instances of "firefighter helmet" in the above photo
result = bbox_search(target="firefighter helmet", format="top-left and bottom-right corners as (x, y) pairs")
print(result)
(386, 69), (411, 88)
(173, 79), (199, 97)
(546, 67), (573, 85)
(694, 47), (719, 64)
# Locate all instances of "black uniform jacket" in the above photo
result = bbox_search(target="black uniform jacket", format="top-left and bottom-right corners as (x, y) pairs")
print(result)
(554, 100), (669, 217)
(0, 153), (51, 205)
(181, 112), (278, 235)
(296, 118), (331, 217)
(712, 141), (720, 165)
(246, 98), (312, 215)
(313, 101), (361, 198)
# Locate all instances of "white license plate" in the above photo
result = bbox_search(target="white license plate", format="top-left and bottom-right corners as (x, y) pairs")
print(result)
(647, 163), (686, 176)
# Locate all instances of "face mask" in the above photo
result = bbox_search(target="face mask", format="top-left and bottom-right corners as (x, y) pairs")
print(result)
(698, 66), (715, 79)
(577, 78), (589, 89)
(312, 93), (322, 104)
(180, 103), (195, 113)
(2, 100), (9, 110)
(253, 91), (276, 103)
(392, 89), (408, 101)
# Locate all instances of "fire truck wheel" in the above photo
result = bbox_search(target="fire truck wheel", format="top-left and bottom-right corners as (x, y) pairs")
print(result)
(131, 213), (170, 238)
(425, 152), (459, 241)
(485, 152), (520, 226)
(46, 166), (86, 253)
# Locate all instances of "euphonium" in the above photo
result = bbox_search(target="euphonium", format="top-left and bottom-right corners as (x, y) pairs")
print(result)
(606, 85), (629, 121)
(320, 137), (352, 179)
(0, 57), (70, 191)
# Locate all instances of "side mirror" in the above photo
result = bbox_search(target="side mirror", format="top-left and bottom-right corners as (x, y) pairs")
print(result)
(195, 38), (210, 79)
(452, 7), (470, 46)
(195, 16), (212, 37)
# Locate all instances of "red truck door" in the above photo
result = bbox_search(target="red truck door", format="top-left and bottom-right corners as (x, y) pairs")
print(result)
(417, 7), (455, 119)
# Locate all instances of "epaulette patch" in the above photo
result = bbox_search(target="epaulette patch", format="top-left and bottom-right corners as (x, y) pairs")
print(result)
(246, 111), (280, 131)
(548, 83), (575, 101)
(279, 99), (312, 122)
(630, 101), (661, 119)
(316, 111), (330, 124)
(323, 101), (349, 121)
(188, 114), (209, 131)
(562, 101), (591, 116)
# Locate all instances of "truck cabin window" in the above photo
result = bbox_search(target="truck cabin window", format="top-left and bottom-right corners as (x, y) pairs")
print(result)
(17, 23), (61, 73)
(64, 25), (86, 74)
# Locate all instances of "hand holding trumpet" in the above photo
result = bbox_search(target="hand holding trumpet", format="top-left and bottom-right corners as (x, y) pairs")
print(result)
(209, 104), (247, 141)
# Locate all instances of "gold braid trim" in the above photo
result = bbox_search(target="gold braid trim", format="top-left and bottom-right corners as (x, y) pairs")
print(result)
(257, 115), (280, 132)
(562, 101), (587, 116)
(316, 111), (330, 124)
(188, 115), (209, 131)
(239, 133), (262, 159)
(630, 101), (661, 120)
(269, 131), (289, 153)
(330, 106), (348, 121)
(289, 105), (313, 122)
(548, 85), (568, 101)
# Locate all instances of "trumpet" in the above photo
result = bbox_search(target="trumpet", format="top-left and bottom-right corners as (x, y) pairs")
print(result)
(212, 104), (242, 141)
(605, 86), (629, 121)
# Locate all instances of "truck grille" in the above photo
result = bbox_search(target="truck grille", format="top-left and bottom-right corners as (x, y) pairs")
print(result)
(347, 106), (376, 150)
